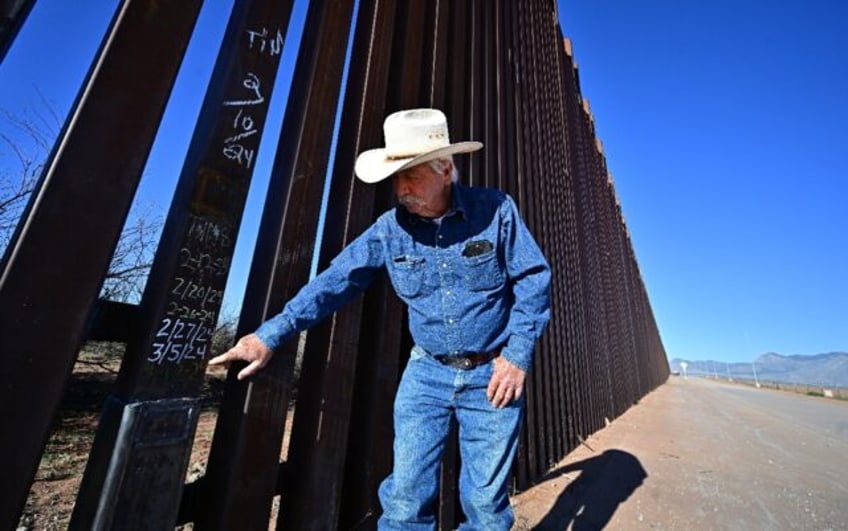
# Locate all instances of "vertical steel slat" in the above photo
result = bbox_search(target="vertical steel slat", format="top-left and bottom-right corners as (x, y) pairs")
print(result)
(0, 2), (204, 528)
(428, 0), (449, 108)
(481, 0), (498, 189)
(386, 0), (429, 107)
(444, 1), (469, 179)
(330, 3), (402, 527)
(493, 0), (513, 192)
(465, 0), (482, 187)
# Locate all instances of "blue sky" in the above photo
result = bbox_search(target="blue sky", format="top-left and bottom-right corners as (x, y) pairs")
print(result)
(557, 0), (847, 362)
(1, 1), (845, 363)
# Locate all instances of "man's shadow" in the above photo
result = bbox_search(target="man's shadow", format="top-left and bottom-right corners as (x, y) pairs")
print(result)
(532, 449), (647, 530)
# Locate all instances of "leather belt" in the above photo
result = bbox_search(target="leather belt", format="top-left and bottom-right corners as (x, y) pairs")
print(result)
(434, 350), (499, 370)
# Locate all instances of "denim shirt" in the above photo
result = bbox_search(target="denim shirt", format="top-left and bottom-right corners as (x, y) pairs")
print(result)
(255, 183), (551, 371)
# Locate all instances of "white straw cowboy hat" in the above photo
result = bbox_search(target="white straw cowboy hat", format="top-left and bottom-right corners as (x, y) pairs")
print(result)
(354, 108), (482, 183)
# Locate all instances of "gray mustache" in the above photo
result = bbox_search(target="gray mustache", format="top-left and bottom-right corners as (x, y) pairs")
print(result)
(399, 195), (425, 207)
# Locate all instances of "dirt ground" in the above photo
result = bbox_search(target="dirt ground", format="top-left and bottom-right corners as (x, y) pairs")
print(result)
(512, 376), (848, 530)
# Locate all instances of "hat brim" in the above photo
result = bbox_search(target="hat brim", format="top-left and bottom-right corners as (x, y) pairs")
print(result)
(354, 141), (483, 184)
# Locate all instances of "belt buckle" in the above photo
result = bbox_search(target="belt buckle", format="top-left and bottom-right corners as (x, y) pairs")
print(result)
(461, 357), (473, 370)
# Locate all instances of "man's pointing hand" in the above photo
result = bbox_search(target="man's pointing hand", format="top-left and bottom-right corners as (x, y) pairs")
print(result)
(208, 333), (273, 380)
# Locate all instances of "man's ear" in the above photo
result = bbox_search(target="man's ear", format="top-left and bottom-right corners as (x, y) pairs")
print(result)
(443, 162), (454, 185)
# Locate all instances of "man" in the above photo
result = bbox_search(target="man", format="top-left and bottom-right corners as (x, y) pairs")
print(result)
(210, 108), (551, 530)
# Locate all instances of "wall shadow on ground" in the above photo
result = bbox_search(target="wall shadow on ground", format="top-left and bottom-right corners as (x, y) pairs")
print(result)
(533, 449), (647, 530)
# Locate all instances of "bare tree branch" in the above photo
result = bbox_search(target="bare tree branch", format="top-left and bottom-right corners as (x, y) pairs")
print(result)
(100, 202), (163, 303)
(1, 103), (163, 304)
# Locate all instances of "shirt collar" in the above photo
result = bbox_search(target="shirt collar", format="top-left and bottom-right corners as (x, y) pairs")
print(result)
(450, 182), (469, 220)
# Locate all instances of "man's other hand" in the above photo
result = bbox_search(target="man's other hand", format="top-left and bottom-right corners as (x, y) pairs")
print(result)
(486, 355), (526, 408)
(208, 333), (273, 380)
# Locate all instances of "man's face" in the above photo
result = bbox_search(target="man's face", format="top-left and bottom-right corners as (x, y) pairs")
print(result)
(393, 162), (452, 218)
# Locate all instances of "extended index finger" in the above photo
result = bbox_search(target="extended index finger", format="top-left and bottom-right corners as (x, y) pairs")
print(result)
(208, 349), (236, 366)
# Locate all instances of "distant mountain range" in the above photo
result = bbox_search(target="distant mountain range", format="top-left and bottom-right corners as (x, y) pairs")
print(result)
(669, 352), (848, 388)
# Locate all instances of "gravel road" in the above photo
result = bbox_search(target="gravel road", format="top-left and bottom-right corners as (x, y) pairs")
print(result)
(512, 376), (848, 530)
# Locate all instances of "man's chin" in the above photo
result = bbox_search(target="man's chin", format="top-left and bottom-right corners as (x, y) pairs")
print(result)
(401, 203), (424, 215)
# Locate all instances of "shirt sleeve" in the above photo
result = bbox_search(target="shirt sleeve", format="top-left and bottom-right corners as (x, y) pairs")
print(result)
(499, 195), (552, 371)
(254, 223), (385, 350)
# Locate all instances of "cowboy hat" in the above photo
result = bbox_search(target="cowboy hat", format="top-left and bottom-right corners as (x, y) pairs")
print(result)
(354, 108), (482, 183)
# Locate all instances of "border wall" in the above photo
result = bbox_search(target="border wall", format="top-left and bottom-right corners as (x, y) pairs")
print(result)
(1, 1), (668, 529)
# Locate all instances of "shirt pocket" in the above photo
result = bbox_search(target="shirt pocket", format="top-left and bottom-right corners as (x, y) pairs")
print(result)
(389, 254), (427, 297)
(461, 249), (505, 291)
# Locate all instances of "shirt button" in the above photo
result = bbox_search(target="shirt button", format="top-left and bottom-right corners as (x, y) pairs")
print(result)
(445, 290), (451, 296)
(441, 263), (447, 268)
(448, 318), (455, 324)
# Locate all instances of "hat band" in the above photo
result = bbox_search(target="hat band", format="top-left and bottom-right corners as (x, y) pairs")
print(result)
(385, 152), (421, 161)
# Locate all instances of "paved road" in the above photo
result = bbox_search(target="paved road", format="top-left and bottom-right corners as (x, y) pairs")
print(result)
(512, 376), (848, 530)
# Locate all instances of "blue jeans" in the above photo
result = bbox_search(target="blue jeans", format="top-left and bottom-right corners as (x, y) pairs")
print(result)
(378, 347), (524, 530)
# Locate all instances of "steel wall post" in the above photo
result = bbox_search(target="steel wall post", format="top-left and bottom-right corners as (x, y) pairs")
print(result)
(328, 7), (403, 528)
